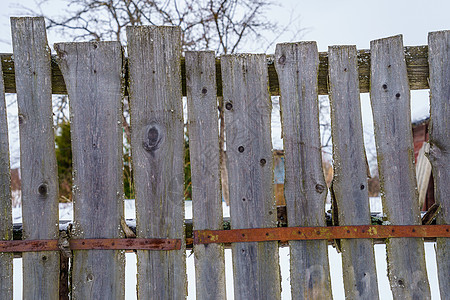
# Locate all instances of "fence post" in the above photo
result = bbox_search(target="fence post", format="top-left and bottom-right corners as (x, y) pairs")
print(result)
(221, 54), (281, 299)
(328, 45), (379, 299)
(275, 42), (332, 299)
(428, 30), (450, 298)
(55, 41), (125, 299)
(0, 59), (13, 300)
(185, 51), (226, 299)
(127, 26), (186, 299)
(11, 17), (60, 300)
(370, 35), (431, 299)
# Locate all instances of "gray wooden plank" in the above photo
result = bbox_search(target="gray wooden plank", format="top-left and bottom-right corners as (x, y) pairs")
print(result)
(126, 26), (186, 299)
(185, 51), (226, 299)
(54, 41), (125, 299)
(370, 35), (431, 299)
(328, 45), (379, 299)
(428, 30), (450, 298)
(275, 42), (332, 300)
(222, 54), (280, 300)
(10, 17), (59, 300)
(0, 63), (13, 299)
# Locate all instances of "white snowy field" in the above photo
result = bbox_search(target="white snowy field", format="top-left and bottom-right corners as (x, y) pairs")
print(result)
(11, 199), (441, 299)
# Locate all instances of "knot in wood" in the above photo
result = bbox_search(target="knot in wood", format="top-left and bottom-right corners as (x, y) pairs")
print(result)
(38, 183), (48, 196)
(225, 102), (233, 110)
(18, 114), (25, 125)
(278, 55), (286, 64)
(315, 184), (325, 194)
(143, 125), (162, 152)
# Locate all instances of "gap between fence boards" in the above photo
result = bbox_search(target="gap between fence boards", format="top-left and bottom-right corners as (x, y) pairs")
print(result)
(0, 45), (428, 96)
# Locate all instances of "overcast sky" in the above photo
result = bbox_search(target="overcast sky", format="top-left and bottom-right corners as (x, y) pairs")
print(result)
(2, 0), (449, 52)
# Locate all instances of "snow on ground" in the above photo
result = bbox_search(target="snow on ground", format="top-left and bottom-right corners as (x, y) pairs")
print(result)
(12, 199), (441, 299)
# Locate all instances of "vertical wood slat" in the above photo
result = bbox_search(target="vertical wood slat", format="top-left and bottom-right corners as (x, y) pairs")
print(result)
(0, 65), (13, 299)
(185, 51), (226, 299)
(275, 42), (332, 299)
(370, 35), (431, 299)
(328, 45), (379, 299)
(127, 26), (186, 299)
(10, 17), (59, 300)
(427, 30), (450, 298)
(221, 54), (280, 299)
(54, 41), (125, 299)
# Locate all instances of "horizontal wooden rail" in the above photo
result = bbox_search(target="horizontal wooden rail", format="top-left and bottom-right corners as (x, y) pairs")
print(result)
(194, 225), (450, 245)
(0, 238), (181, 252)
(0, 45), (429, 96)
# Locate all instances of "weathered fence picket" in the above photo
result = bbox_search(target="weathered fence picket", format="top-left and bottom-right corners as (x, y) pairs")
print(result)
(55, 41), (125, 299)
(275, 42), (332, 299)
(0, 65), (12, 299)
(222, 54), (281, 299)
(328, 45), (379, 299)
(127, 26), (186, 299)
(0, 17), (449, 300)
(370, 35), (431, 299)
(185, 51), (226, 299)
(428, 30), (450, 297)
(11, 17), (60, 300)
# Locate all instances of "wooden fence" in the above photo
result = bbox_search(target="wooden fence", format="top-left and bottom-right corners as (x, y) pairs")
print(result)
(0, 17), (449, 299)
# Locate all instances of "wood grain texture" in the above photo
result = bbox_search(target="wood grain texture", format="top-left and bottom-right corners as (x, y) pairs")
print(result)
(10, 17), (59, 300)
(370, 35), (430, 299)
(127, 26), (186, 299)
(275, 42), (332, 300)
(222, 54), (280, 299)
(185, 51), (226, 299)
(0, 64), (12, 299)
(427, 30), (450, 298)
(328, 45), (379, 299)
(54, 41), (125, 299)
(1, 45), (430, 95)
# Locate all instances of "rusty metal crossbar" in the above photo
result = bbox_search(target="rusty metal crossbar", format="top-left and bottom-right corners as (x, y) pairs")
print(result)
(194, 225), (450, 244)
(0, 238), (181, 252)
(1, 225), (448, 252)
